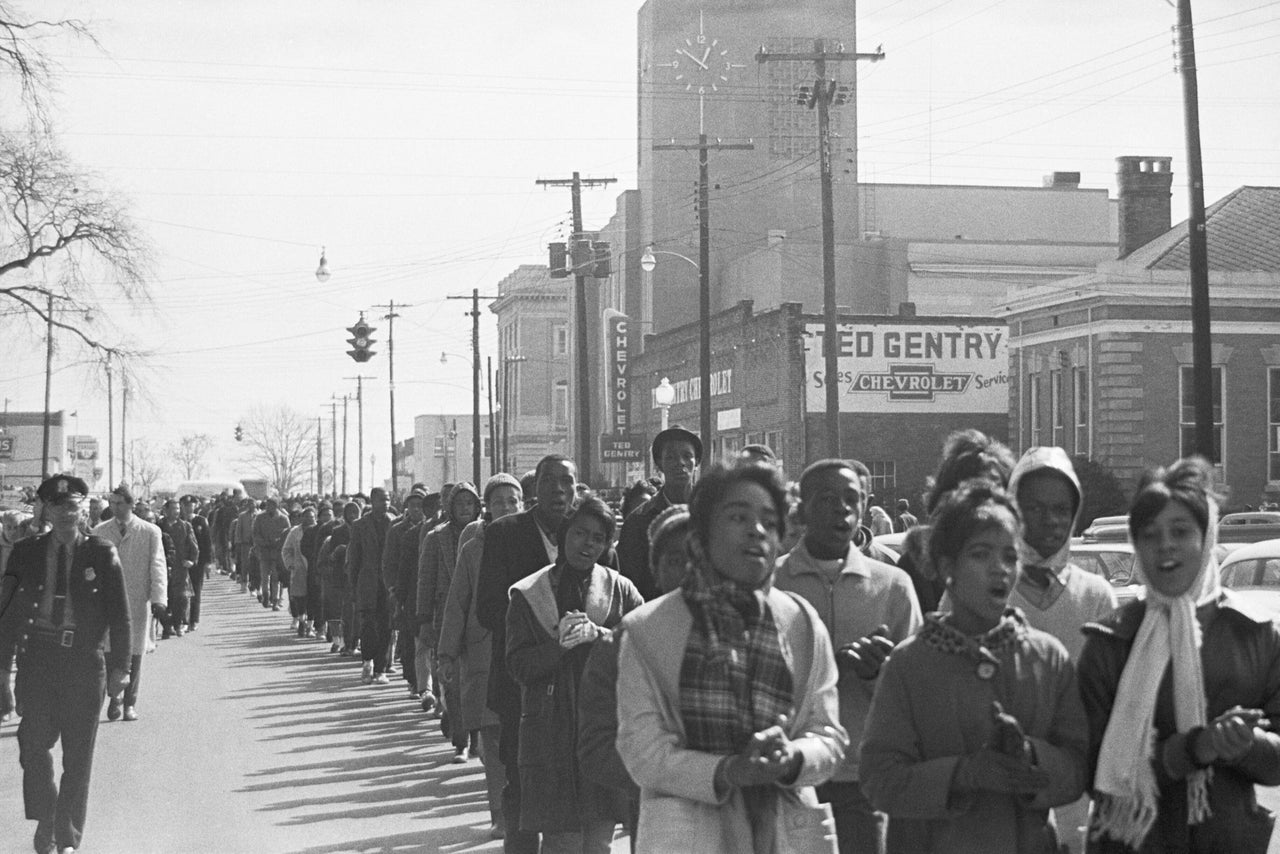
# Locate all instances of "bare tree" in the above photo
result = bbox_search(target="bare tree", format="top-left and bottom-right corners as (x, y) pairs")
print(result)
(1, 6), (151, 368)
(0, 3), (97, 130)
(170, 433), (213, 481)
(240, 405), (314, 497)
(125, 437), (168, 501)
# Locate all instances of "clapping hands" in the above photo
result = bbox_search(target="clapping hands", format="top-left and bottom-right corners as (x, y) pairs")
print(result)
(836, 624), (894, 680)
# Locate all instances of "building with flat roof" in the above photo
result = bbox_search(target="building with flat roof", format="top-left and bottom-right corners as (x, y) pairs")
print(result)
(1001, 172), (1280, 508)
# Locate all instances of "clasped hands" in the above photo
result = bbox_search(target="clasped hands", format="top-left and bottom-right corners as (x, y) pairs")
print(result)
(953, 702), (1049, 796)
(557, 611), (600, 649)
(717, 716), (803, 789)
(1187, 706), (1270, 766)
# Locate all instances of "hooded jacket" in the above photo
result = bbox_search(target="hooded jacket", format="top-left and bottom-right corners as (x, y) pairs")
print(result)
(417, 481), (480, 640)
(1007, 447), (1116, 659)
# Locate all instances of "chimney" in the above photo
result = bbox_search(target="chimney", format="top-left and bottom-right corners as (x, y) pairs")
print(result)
(1116, 156), (1173, 258)
(1043, 171), (1081, 189)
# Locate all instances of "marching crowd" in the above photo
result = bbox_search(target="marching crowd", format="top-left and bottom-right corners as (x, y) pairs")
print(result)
(3, 422), (1280, 854)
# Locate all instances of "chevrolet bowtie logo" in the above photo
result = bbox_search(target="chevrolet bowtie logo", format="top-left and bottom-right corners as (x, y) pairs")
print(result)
(851, 364), (972, 402)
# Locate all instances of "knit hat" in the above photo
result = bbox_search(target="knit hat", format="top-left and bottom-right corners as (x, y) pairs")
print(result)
(483, 472), (522, 503)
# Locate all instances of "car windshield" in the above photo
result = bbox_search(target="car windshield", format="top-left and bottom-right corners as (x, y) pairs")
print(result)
(1221, 557), (1280, 588)
(1073, 550), (1136, 586)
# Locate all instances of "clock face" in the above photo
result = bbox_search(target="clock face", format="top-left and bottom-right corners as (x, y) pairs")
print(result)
(658, 13), (743, 94)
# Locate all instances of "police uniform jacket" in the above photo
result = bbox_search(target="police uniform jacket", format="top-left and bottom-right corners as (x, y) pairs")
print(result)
(0, 532), (132, 671)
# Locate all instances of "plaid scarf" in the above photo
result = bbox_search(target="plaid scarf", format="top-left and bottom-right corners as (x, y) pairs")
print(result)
(678, 566), (795, 754)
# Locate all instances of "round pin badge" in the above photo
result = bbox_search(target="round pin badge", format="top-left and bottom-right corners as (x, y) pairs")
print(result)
(84, 568), (96, 582)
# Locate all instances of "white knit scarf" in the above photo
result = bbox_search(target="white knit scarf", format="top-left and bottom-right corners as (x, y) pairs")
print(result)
(1091, 501), (1221, 848)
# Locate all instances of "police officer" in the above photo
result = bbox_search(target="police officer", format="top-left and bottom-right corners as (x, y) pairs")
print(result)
(0, 474), (132, 854)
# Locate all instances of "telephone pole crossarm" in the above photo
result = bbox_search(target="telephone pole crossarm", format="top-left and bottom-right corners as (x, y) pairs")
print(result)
(754, 34), (884, 458)
(534, 172), (617, 486)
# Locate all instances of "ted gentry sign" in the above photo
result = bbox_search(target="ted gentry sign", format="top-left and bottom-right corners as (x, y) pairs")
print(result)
(804, 321), (1009, 413)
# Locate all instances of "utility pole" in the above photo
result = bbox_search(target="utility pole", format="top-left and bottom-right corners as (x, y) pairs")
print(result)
(42, 292), (53, 478)
(316, 416), (323, 495)
(487, 356), (497, 478)
(342, 394), (350, 494)
(757, 36), (884, 457)
(1175, 0), (1214, 461)
(344, 376), (372, 493)
(447, 289), (500, 485)
(121, 373), (128, 487)
(107, 352), (114, 487)
(536, 172), (616, 486)
(330, 395), (339, 498)
(652, 138), (753, 446)
(373, 300), (409, 497)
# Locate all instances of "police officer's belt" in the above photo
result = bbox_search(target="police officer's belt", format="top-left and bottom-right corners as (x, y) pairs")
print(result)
(28, 627), (75, 648)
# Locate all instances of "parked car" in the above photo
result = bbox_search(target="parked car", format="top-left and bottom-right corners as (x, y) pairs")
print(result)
(1218, 537), (1280, 616)
(871, 531), (908, 562)
(1070, 541), (1142, 605)
(1081, 515), (1129, 543)
(1217, 512), (1280, 545)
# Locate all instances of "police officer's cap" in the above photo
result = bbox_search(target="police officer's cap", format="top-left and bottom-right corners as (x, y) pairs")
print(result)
(37, 474), (89, 505)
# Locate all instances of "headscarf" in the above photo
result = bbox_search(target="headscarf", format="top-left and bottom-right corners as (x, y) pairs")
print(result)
(1007, 446), (1083, 576)
(1091, 499), (1221, 847)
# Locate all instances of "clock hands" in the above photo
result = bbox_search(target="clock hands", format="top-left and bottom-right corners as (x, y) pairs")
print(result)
(678, 48), (709, 70)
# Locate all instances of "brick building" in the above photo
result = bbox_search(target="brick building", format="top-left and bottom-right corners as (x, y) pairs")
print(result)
(631, 301), (1009, 507)
(1001, 169), (1280, 507)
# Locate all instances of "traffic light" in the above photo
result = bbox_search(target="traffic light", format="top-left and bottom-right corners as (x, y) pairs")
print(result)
(591, 241), (612, 278)
(346, 315), (377, 363)
(549, 242), (569, 278)
(234, 424), (243, 442)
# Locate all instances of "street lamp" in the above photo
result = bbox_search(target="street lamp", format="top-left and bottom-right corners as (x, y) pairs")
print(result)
(315, 247), (331, 283)
(654, 377), (675, 432)
(640, 244), (710, 446)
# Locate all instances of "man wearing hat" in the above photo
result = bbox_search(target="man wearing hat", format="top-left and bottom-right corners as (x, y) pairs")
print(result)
(616, 425), (702, 600)
(92, 485), (167, 723)
(0, 475), (132, 854)
(179, 495), (211, 630)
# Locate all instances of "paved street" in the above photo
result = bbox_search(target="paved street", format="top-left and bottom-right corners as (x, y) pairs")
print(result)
(0, 576), (574, 854)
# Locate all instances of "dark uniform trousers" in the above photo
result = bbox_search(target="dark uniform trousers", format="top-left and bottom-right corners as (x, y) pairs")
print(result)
(1, 531), (132, 853)
(16, 641), (108, 850)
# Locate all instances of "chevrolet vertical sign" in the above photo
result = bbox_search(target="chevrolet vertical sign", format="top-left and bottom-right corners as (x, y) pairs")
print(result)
(804, 321), (1009, 413)
(604, 309), (630, 436)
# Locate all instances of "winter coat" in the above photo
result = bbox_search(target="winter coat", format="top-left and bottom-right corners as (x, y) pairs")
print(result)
(616, 490), (677, 601)
(381, 515), (423, 632)
(251, 509), (291, 565)
(616, 588), (847, 854)
(417, 520), (461, 640)
(438, 522), (496, 730)
(1078, 593), (1280, 853)
(506, 561), (643, 832)
(281, 524), (309, 598)
(93, 515), (167, 655)
(0, 532), (132, 671)
(859, 615), (1087, 854)
(347, 510), (394, 612)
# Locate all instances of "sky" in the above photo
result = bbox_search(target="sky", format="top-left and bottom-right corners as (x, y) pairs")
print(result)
(2, 0), (1278, 489)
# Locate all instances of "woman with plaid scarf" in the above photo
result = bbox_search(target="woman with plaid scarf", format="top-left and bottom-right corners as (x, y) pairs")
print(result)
(616, 462), (848, 853)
